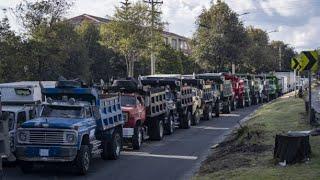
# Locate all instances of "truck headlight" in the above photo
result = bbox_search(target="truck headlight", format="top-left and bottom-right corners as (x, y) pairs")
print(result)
(65, 132), (77, 144)
(18, 130), (29, 142)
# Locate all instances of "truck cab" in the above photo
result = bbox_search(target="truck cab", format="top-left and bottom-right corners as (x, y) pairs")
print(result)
(15, 80), (124, 175)
(0, 81), (55, 162)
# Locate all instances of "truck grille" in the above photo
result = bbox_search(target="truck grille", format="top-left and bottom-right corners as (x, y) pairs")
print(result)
(29, 130), (64, 144)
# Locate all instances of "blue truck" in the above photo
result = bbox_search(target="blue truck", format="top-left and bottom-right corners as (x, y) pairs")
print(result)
(15, 80), (124, 175)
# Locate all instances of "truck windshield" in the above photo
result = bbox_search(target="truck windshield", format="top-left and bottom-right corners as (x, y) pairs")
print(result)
(41, 105), (84, 119)
(2, 111), (15, 131)
(121, 96), (137, 106)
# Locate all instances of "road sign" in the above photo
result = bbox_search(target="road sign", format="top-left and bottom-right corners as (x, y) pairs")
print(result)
(291, 57), (300, 70)
(299, 51), (318, 72)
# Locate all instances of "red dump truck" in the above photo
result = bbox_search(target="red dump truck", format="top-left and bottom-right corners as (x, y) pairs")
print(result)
(223, 73), (245, 109)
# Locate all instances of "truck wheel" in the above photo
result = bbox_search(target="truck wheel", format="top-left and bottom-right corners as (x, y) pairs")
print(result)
(106, 131), (122, 160)
(204, 105), (212, 121)
(132, 126), (143, 150)
(19, 161), (34, 174)
(181, 111), (192, 129)
(223, 101), (231, 114)
(215, 102), (220, 117)
(75, 145), (91, 175)
(165, 113), (175, 135)
(231, 99), (237, 111)
(246, 98), (251, 107)
(239, 99), (245, 108)
(151, 120), (164, 141)
(192, 109), (201, 125)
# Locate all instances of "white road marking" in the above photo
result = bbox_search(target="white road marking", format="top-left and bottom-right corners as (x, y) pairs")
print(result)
(210, 144), (219, 149)
(219, 113), (240, 117)
(122, 151), (198, 160)
(192, 126), (230, 130)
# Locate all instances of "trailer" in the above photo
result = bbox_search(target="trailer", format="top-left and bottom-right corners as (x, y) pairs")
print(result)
(15, 80), (124, 175)
(274, 71), (296, 92)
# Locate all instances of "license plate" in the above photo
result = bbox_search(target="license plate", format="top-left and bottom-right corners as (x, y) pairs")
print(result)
(39, 149), (49, 157)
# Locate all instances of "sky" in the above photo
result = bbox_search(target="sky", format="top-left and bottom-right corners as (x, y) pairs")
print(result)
(0, 0), (320, 51)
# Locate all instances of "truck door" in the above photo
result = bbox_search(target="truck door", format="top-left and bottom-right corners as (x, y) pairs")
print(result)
(137, 96), (146, 120)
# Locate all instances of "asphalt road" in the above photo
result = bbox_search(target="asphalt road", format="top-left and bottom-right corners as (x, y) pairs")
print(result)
(3, 105), (260, 180)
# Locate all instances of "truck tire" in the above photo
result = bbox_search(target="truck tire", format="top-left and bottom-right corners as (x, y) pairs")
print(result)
(181, 111), (192, 129)
(165, 113), (175, 135)
(75, 145), (91, 175)
(203, 105), (212, 121)
(215, 101), (220, 117)
(246, 98), (251, 107)
(19, 161), (34, 174)
(106, 131), (122, 160)
(132, 126), (143, 150)
(192, 108), (201, 125)
(223, 101), (231, 114)
(239, 98), (245, 108)
(231, 99), (237, 111)
(151, 119), (164, 141)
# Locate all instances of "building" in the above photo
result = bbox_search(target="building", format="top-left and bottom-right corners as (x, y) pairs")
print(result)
(67, 14), (191, 55)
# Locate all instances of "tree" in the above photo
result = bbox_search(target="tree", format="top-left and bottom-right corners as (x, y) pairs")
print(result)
(0, 13), (29, 82)
(269, 41), (296, 72)
(14, 0), (73, 35)
(76, 20), (126, 82)
(100, 0), (163, 77)
(241, 26), (271, 73)
(157, 45), (199, 74)
(192, 0), (248, 72)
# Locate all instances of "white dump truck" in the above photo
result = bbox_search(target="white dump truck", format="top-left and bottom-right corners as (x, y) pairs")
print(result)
(0, 81), (56, 162)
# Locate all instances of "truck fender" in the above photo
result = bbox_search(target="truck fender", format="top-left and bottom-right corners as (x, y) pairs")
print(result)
(78, 133), (90, 150)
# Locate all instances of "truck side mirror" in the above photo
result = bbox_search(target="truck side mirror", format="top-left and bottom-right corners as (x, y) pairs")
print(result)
(92, 107), (101, 120)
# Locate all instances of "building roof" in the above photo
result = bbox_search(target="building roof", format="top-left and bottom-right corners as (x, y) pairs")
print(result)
(68, 14), (189, 40)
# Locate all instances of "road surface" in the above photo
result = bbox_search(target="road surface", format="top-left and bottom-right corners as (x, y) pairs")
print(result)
(4, 105), (260, 180)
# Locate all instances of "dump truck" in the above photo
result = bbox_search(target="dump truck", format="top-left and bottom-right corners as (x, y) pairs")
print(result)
(237, 74), (262, 105)
(196, 73), (234, 114)
(182, 76), (216, 121)
(15, 80), (124, 175)
(223, 73), (245, 109)
(140, 75), (193, 129)
(110, 78), (168, 149)
(266, 75), (281, 99)
(255, 75), (270, 102)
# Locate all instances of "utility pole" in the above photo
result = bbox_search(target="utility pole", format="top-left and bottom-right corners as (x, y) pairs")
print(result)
(144, 0), (163, 75)
(279, 45), (282, 71)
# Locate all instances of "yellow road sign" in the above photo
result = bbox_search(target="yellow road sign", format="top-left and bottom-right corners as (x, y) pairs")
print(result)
(299, 51), (318, 72)
(291, 57), (300, 70)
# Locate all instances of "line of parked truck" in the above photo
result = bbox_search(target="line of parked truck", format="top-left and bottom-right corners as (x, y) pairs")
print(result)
(0, 72), (294, 175)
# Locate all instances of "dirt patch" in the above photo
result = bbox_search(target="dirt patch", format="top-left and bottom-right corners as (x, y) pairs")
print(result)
(199, 125), (272, 174)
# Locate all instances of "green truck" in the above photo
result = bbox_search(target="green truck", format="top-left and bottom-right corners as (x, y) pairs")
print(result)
(266, 75), (281, 100)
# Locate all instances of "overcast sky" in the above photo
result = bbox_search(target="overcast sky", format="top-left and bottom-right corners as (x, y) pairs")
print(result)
(1, 0), (319, 51)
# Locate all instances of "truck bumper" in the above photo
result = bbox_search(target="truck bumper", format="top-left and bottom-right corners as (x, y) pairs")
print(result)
(123, 128), (134, 138)
(15, 145), (77, 162)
